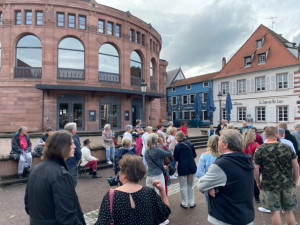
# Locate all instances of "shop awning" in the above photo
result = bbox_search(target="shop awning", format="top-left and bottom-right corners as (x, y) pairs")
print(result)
(35, 84), (165, 98)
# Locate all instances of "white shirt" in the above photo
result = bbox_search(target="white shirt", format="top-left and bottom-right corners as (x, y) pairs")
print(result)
(80, 146), (97, 167)
(263, 138), (296, 153)
(142, 132), (150, 155)
(123, 132), (132, 141)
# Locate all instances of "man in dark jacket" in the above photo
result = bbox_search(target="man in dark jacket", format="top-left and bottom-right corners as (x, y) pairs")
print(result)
(198, 129), (254, 225)
(279, 123), (299, 163)
(216, 119), (227, 136)
(64, 122), (82, 187)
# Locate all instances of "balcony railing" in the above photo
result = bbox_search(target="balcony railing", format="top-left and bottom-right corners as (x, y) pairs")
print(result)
(99, 71), (120, 83)
(131, 76), (142, 86)
(14, 67), (42, 79)
(57, 68), (85, 80)
(151, 82), (156, 90)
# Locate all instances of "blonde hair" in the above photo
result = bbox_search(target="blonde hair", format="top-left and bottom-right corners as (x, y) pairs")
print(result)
(147, 133), (158, 150)
(227, 124), (235, 129)
(121, 137), (132, 148)
(207, 135), (220, 157)
(170, 127), (177, 136)
(176, 131), (186, 142)
(242, 129), (256, 149)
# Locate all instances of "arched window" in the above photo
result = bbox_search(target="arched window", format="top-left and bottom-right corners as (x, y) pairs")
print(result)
(150, 59), (155, 81)
(130, 51), (143, 86)
(58, 37), (85, 80)
(15, 35), (42, 78)
(99, 43), (120, 83)
(150, 59), (156, 90)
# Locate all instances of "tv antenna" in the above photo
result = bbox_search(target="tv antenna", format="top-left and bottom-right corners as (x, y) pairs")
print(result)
(266, 16), (277, 30)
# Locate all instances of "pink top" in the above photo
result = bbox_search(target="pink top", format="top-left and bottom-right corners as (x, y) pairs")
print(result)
(180, 126), (188, 136)
(20, 135), (28, 151)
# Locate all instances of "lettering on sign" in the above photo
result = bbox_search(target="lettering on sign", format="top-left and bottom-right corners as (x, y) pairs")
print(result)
(259, 99), (284, 104)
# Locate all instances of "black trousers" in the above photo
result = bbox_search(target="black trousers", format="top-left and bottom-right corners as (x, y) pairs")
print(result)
(254, 179), (260, 200)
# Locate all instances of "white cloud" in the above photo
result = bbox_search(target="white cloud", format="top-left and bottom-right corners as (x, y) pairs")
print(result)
(96, 0), (300, 76)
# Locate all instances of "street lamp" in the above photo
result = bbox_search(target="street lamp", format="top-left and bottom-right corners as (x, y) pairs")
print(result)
(140, 81), (147, 129)
(217, 92), (222, 125)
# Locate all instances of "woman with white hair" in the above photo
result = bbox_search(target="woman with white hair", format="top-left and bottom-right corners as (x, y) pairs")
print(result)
(102, 124), (115, 164)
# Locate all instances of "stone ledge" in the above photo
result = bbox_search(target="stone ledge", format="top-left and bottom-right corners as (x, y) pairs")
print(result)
(0, 147), (114, 178)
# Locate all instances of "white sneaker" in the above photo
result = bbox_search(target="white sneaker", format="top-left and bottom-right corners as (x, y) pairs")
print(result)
(170, 175), (177, 180)
(174, 173), (178, 177)
(159, 219), (169, 225)
(107, 161), (113, 165)
(258, 207), (271, 213)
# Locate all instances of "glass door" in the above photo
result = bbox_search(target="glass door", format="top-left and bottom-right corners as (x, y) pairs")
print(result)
(59, 103), (69, 129)
(57, 95), (85, 130)
(100, 103), (119, 129)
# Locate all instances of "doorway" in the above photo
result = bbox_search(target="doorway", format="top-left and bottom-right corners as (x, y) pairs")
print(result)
(132, 98), (142, 126)
(57, 95), (85, 130)
(100, 96), (121, 129)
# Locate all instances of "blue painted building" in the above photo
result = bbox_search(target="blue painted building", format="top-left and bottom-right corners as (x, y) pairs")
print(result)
(166, 71), (218, 127)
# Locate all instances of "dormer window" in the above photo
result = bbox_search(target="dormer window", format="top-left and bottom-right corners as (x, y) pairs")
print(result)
(245, 57), (251, 67)
(257, 40), (262, 49)
(258, 53), (266, 64)
(186, 84), (191, 90)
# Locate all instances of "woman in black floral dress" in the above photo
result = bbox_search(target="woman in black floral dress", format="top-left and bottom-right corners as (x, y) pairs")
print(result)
(95, 155), (171, 225)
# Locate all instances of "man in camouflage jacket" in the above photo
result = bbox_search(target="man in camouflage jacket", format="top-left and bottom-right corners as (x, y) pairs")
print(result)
(254, 126), (299, 225)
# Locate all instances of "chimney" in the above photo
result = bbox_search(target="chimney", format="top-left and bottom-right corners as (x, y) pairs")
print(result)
(222, 57), (226, 68)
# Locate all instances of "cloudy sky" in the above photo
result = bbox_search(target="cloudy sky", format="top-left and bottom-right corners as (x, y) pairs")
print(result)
(97, 0), (300, 77)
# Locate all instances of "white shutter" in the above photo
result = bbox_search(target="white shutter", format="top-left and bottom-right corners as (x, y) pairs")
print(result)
(262, 36), (265, 45)
(248, 107), (255, 120)
(289, 106), (295, 123)
(266, 106), (277, 123)
(288, 72), (294, 89)
(266, 76), (271, 91)
(231, 107), (237, 122)
(232, 81), (237, 95)
(246, 79), (251, 93)
(250, 78), (255, 92)
(218, 83), (221, 94)
(266, 48), (270, 60)
(270, 75), (276, 91)
(229, 82), (233, 95)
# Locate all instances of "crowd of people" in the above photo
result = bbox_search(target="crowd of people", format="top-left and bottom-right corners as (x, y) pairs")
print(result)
(9, 119), (300, 225)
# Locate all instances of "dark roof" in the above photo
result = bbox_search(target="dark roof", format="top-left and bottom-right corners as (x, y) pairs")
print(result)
(166, 68), (182, 87)
(168, 72), (218, 88)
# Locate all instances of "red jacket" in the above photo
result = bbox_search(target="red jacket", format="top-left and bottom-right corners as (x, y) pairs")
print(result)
(243, 142), (259, 161)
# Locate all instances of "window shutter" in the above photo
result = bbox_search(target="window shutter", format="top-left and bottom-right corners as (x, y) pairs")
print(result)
(246, 79), (251, 93)
(232, 81), (237, 95)
(251, 52), (255, 62)
(270, 75), (276, 90)
(218, 83), (221, 94)
(266, 76), (270, 91)
(262, 36), (265, 46)
(288, 72), (294, 89)
(229, 82), (233, 94)
(231, 107), (237, 122)
(289, 106), (295, 123)
(266, 106), (276, 123)
(250, 78), (255, 92)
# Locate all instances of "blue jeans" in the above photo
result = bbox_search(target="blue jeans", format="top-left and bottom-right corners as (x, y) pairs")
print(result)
(106, 147), (115, 162)
(69, 166), (78, 188)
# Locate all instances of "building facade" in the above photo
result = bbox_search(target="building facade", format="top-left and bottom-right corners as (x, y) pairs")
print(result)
(167, 72), (216, 127)
(213, 25), (300, 130)
(0, 0), (167, 132)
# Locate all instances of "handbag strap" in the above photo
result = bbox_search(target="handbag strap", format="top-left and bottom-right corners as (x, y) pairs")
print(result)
(181, 141), (192, 152)
(109, 189), (115, 224)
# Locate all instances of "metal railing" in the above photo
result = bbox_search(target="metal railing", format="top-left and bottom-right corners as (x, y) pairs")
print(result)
(131, 76), (142, 86)
(99, 71), (120, 83)
(14, 67), (42, 79)
(57, 68), (85, 80)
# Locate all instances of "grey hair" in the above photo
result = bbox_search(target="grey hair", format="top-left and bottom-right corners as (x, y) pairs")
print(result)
(19, 126), (27, 133)
(64, 122), (77, 133)
(227, 124), (235, 129)
(220, 129), (243, 152)
(168, 121), (173, 126)
(147, 133), (158, 149)
(125, 125), (133, 131)
(145, 126), (153, 133)
(176, 131), (186, 142)
(278, 128), (285, 137)
(104, 124), (111, 131)
(121, 137), (132, 148)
